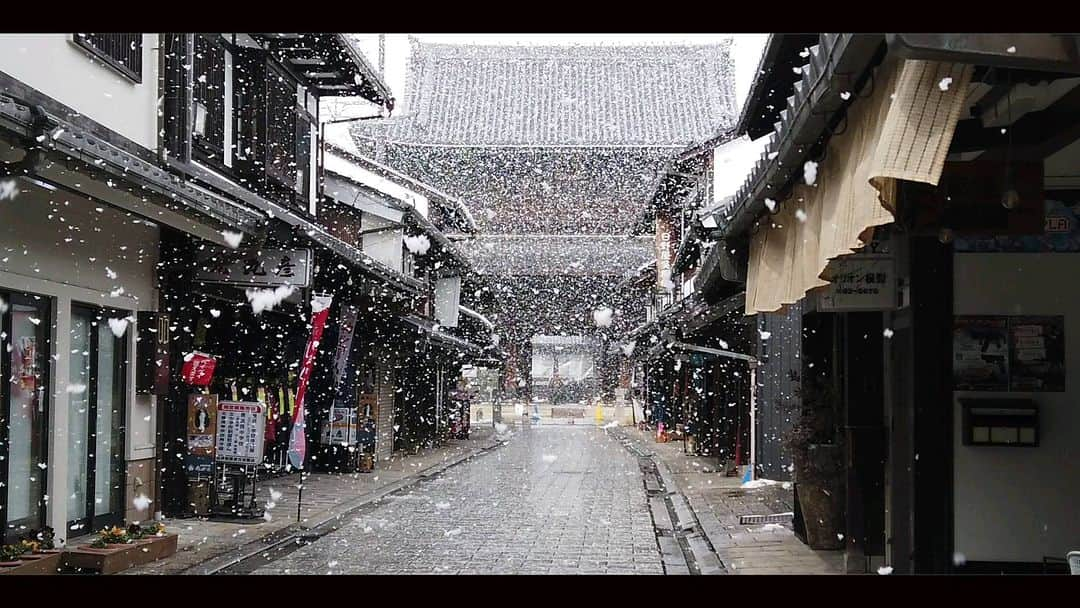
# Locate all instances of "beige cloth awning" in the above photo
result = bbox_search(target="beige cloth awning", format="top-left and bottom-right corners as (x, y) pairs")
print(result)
(745, 59), (974, 315)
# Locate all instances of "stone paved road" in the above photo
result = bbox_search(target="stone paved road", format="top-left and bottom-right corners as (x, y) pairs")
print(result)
(247, 424), (664, 574)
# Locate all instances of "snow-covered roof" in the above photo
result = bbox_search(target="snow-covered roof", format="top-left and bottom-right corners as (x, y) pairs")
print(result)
(459, 235), (653, 277)
(354, 40), (738, 147)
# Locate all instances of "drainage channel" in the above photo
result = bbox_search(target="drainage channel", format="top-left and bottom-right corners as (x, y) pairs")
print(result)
(212, 442), (505, 575)
(614, 430), (726, 576)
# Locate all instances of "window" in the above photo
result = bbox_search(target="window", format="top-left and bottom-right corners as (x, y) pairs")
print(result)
(266, 67), (298, 189)
(73, 34), (142, 83)
(266, 66), (317, 203)
(0, 291), (51, 544)
(192, 35), (229, 166)
(68, 306), (127, 534)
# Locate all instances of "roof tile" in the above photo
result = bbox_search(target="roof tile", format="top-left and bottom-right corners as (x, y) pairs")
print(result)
(355, 41), (738, 147)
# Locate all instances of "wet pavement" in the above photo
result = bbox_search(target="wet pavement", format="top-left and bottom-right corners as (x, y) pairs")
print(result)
(244, 424), (664, 574)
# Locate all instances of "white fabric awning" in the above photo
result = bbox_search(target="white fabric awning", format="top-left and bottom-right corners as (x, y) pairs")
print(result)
(745, 59), (974, 315)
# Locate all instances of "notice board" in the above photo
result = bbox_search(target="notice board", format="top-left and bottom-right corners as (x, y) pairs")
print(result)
(215, 401), (266, 465)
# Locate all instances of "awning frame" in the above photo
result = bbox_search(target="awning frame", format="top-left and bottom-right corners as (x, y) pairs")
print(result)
(669, 341), (758, 366)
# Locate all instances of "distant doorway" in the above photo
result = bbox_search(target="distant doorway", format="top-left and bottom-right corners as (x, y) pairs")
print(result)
(529, 335), (597, 404)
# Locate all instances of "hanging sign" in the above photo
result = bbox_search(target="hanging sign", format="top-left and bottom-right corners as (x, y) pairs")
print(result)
(182, 352), (217, 386)
(186, 394), (218, 474)
(818, 254), (896, 312)
(215, 401), (266, 465)
(195, 247), (312, 288)
(287, 294), (334, 470)
(656, 214), (676, 289)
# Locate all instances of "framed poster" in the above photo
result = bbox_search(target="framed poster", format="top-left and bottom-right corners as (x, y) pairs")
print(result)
(186, 394), (218, 475)
(322, 406), (357, 446)
(953, 317), (1009, 391)
(1009, 316), (1065, 392)
(215, 401), (266, 465)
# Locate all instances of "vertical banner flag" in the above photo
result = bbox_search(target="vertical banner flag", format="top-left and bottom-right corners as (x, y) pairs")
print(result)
(332, 305), (359, 389)
(287, 293), (334, 470)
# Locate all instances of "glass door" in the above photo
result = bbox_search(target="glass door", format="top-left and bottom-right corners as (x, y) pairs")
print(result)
(68, 306), (126, 535)
(0, 291), (51, 544)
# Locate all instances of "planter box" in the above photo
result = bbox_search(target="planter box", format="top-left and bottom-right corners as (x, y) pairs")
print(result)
(64, 534), (178, 574)
(0, 551), (63, 575)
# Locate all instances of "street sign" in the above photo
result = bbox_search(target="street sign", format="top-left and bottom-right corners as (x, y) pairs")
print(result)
(818, 254), (896, 312)
(215, 401), (266, 465)
(195, 247), (312, 288)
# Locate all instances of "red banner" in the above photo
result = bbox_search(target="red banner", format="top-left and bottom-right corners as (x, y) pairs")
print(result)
(182, 352), (217, 386)
(287, 294), (333, 470)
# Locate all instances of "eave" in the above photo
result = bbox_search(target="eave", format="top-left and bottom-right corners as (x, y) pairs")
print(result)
(252, 34), (394, 110)
(719, 34), (886, 242)
(323, 167), (473, 272)
(734, 34), (823, 140)
(324, 142), (478, 234)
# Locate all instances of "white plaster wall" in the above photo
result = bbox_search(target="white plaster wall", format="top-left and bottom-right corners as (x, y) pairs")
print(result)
(0, 34), (159, 150)
(953, 252), (1080, 563)
(0, 180), (159, 305)
(0, 182), (158, 544)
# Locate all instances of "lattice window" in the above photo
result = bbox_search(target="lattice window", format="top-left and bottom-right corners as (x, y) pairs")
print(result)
(192, 35), (228, 162)
(73, 34), (142, 82)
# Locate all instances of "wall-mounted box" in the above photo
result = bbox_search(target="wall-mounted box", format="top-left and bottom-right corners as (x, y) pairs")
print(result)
(961, 398), (1038, 447)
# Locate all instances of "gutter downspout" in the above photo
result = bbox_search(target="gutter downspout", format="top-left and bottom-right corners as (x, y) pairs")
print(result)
(749, 364), (757, 482)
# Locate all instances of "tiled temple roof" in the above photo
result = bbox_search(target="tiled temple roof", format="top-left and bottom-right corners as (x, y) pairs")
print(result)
(354, 39), (737, 147)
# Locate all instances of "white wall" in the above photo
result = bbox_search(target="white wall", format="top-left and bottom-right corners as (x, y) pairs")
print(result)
(0, 180), (159, 305)
(953, 252), (1080, 563)
(361, 212), (403, 272)
(0, 34), (159, 150)
(0, 180), (158, 544)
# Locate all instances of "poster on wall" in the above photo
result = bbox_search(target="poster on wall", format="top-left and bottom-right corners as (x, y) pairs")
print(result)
(953, 317), (1010, 391)
(186, 394), (218, 475)
(215, 401), (266, 465)
(1009, 316), (1065, 392)
(321, 406), (358, 446)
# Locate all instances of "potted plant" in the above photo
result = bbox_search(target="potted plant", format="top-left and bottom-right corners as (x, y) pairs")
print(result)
(0, 541), (32, 566)
(783, 370), (845, 550)
(127, 522), (166, 542)
(65, 525), (154, 574)
(91, 526), (131, 549)
(33, 527), (60, 554)
(0, 537), (63, 575)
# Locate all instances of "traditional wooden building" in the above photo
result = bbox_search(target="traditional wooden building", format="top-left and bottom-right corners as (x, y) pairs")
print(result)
(701, 33), (1080, 574)
(352, 40), (738, 399)
(0, 33), (394, 542)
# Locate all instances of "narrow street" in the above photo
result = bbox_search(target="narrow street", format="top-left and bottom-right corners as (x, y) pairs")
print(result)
(236, 425), (664, 575)
(4, 33), (1076, 579)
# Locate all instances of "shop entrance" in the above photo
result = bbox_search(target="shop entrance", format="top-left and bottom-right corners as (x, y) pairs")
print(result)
(0, 291), (51, 544)
(67, 305), (128, 536)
